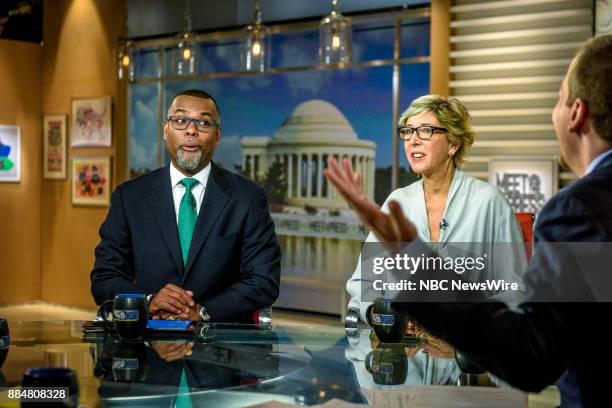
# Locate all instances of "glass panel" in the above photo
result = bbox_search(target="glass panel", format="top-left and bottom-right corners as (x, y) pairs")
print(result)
(132, 47), (160, 79)
(198, 39), (242, 73)
(128, 83), (161, 178)
(270, 30), (318, 68)
(352, 23), (394, 61)
(401, 21), (430, 58)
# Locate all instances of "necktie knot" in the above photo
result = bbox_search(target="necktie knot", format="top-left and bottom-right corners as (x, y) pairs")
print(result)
(180, 178), (199, 192)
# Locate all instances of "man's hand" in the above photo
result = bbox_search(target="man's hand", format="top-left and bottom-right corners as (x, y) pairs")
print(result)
(323, 157), (417, 244)
(155, 304), (201, 321)
(150, 341), (193, 362)
(149, 284), (194, 316)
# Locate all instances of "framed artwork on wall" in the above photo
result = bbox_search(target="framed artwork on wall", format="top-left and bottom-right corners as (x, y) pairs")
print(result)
(0, 125), (21, 182)
(43, 114), (67, 179)
(71, 156), (111, 206)
(596, 0), (612, 36)
(71, 96), (112, 147)
(489, 157), (558, 215)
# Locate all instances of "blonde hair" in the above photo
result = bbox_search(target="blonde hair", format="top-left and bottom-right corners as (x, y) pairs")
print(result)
(399, 95), (475, 167)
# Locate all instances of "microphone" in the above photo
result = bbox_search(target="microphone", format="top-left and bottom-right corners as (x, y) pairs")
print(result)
(439, 219), (449, 230)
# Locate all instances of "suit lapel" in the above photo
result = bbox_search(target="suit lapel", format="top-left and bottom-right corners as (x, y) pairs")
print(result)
(149, 166), (184, 274)
(183, 163), (230, 282)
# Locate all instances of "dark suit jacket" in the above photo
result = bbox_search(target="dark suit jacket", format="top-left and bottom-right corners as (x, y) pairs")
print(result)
(398, 152), (612, 407)
(91, 162), (281, 323)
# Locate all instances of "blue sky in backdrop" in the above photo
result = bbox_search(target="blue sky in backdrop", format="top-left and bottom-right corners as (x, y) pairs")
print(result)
(129, 21), (430, 174)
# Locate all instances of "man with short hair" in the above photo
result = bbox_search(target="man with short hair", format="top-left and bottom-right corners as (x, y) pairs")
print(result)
(324, 34), (612, 406)
(91, 89), (281, 323)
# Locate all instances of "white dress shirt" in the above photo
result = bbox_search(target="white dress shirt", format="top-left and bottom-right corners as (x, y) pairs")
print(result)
(169, 161), (211, 224)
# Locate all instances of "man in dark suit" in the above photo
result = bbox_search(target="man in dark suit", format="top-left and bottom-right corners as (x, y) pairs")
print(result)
(324, 34), (612, 407)
(91, 89), (281, 323)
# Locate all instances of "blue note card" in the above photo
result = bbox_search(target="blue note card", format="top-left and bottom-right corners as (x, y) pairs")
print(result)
(147, 320), (192, 330)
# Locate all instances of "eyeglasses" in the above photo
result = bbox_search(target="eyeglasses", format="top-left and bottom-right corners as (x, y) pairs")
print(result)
(397, 125), (447, 141)
(167, 116), (220, 133)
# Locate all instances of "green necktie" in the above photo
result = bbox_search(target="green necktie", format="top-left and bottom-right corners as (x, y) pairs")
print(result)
(178, 178), (199, 265)
(176, 368), (192, 408)
(177, 178), (198, 408)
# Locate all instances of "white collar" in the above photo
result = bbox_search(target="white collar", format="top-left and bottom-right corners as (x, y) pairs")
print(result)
(585, 149), (612, 176)
(169, 161), (211, 189)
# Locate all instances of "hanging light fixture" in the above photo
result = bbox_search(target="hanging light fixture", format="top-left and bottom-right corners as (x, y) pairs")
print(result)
(117, 5), (133, 81)
(175, 0), (197, 76)
(241, 0), (271, 72)
(117, 39), (134, 81)
(319, 0), (352, 64)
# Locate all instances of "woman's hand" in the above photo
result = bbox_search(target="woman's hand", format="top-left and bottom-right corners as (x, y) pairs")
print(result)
(323, 157), (418, 244)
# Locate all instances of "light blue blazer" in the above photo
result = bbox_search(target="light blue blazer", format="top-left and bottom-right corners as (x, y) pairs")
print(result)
(347, 169), (528, 322)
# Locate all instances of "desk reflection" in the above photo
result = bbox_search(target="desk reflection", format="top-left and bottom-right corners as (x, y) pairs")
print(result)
(94, 336), (280, 405)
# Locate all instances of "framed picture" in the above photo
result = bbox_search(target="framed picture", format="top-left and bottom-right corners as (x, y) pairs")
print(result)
(71, 156), (111, 206)
(489, 157), (558, 215)
(596, 0), (612, 36)
(0, 125), (21, 182)
(44, 114), (67, 179)
(71, 96), (112, 147)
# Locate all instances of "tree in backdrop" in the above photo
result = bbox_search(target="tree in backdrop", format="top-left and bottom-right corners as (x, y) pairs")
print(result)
(374, 165), (420, 204)
(260, 161), (288, 206)
(235, 160), (287, 207)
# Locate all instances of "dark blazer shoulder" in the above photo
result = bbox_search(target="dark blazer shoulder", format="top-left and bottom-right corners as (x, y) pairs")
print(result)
(115, 166), (167, 192)
(535, 154), (612, 242)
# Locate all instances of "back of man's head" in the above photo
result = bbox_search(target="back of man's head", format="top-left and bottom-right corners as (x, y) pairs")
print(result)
(568, 34), (612, 142)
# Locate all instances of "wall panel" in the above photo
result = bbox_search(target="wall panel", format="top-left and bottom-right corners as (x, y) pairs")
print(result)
(450, 0), (593, 185)
(0, 40), (43, 303)
(40, 0), (127, 308)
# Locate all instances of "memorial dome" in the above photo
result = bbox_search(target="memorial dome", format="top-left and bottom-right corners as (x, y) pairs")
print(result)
(271, 99), (358, 144)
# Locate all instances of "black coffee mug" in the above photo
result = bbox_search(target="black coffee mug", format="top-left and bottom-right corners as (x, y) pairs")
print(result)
(112, 341), (147, 382)
(101, 294), (149, 340)
(21, 367), (79, 408)
(365, 343), (408, 385)
(367, 298), (410, 343)
(0, 317), (9, 368)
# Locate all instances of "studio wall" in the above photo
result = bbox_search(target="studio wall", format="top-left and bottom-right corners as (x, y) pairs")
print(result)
(40, 0), (127, 308)
(0, 40), (43, 303)
(1, 0), (127, 308)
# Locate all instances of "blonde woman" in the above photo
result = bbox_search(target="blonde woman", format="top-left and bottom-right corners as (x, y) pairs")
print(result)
(347, 95), (527, 323)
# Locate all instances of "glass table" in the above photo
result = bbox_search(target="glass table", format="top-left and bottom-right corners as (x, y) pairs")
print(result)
(0, 320), (525, 407)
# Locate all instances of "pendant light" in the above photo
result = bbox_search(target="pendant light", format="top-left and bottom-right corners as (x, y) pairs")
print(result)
(241, 0), (271, 72)
(319, 0), (352, 64)
(117, 39), (134, 81)
(117, 5), (133, 81)
(175, 0), (197, 76)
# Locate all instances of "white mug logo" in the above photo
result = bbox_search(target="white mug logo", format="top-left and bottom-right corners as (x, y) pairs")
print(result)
(112, 358), (139, 370)
(372, 362), (394, 374)
(0, 335), (8, 349)
(113, 309), (139, 322)
(372, 313), (395, 326)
